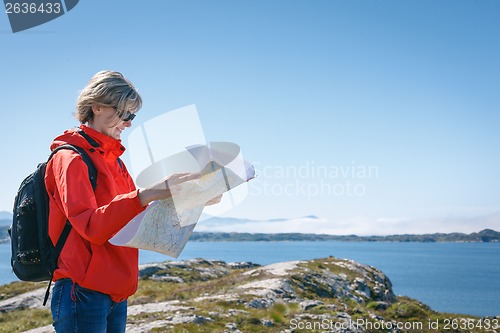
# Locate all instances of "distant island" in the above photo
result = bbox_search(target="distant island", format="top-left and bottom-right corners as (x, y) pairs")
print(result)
(2, 215), (499, 244)
(189, 229), (500, 242)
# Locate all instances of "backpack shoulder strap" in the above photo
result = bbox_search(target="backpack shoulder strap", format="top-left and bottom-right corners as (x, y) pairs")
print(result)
(49, 144), (98, 190)
(77, 128), (100, 148)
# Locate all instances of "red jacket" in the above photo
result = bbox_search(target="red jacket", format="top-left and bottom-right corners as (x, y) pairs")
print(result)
(45, 125), (146, 302)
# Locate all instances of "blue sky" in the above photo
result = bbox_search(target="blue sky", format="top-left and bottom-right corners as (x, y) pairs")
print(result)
(1, 0), (499, 235)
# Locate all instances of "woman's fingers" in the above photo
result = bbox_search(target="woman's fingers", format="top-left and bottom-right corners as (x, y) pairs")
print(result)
(167, 172), (201, 186)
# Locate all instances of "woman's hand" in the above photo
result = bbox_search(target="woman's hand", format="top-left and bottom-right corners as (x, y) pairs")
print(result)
(138, 172), (200, 206)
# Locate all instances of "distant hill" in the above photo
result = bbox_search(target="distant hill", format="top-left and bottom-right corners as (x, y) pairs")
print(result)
(189, 229), (500, 242)
(0, 211), (12, 220)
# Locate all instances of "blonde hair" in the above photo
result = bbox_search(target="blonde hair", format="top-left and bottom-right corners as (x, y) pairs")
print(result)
(75, 70), (142, 124)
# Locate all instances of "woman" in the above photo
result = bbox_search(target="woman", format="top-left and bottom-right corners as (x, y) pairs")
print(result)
(45, 70), (206, 332)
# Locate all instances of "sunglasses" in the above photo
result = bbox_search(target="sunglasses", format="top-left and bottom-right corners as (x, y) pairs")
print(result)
(114, 107), (136, 122)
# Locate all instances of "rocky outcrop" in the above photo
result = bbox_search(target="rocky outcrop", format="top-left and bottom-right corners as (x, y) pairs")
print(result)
(1, 257), (495, 333)
(126, 257), (399, 332)
(0, 287), (47, 312)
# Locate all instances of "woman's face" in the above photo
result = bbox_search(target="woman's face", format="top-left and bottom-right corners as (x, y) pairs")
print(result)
(90, 105), (134, 140)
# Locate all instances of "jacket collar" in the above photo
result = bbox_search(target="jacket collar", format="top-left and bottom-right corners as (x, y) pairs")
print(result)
(78, 125), (126, 161)
(50, 125), (126, 162)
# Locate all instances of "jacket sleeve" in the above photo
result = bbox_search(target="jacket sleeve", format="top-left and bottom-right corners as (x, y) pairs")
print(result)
(46, 149), (146, 245)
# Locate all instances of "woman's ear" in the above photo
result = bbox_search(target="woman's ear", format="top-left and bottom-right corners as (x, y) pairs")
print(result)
(91, 103), (101, 115)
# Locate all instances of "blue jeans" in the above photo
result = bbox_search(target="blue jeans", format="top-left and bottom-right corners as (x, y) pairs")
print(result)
(51, 279), (127, 333)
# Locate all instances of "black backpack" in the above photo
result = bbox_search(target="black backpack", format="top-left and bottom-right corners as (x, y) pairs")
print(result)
(10, 140), (97, 305)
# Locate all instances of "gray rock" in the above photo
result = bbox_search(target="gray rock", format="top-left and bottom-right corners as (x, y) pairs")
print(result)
(300, 299), (324, 310)
(0, 287), (47, 312)
(336, 311), (352, 319)
(225, 322), (238, 330)
(138, 263), (168, 278)
(246, 298), (273, 308)
(261, 319), (274, 327)
(351, 277), (371, 299)
(169, 314), (213, 325)
(227, 262), (260, 269)
(150, 275), (184, 283)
